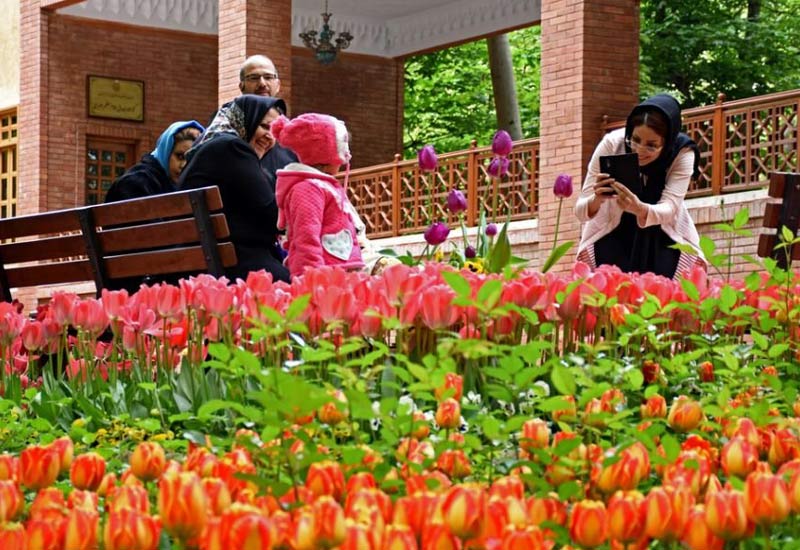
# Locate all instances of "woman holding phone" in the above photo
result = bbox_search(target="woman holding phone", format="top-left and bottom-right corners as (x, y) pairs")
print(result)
(574, 94), (705, 279)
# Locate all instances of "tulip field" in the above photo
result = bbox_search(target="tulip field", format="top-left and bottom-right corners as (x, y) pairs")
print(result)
(1, 258), (800, 549)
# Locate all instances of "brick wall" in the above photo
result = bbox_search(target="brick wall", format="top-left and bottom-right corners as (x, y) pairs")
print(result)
(42, 14), (217, 211)
(290, 49), (403, 169)
(538, 0), (639, 272)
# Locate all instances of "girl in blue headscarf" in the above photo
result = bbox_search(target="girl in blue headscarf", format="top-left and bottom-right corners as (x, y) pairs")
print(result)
(105, 120), (204, 203)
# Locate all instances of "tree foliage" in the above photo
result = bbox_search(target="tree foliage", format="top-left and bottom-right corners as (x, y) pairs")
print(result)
(640, 0), (800, 106)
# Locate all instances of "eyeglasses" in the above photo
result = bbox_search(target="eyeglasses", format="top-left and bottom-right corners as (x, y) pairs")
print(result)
(625, 138), (663, 155)
(244, 72), (279, 83)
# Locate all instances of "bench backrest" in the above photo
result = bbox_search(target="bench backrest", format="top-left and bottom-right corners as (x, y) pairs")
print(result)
(757, 172), (800, 269)
(0, 186), (236, 301)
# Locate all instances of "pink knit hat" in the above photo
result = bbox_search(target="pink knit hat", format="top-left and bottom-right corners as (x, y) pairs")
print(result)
(270, 113), (351, 167)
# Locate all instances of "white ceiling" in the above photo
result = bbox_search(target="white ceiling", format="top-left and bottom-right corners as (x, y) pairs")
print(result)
(60, 0), (540, 58)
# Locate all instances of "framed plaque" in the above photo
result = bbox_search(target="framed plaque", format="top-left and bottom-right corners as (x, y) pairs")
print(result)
(87, 76), (145, 122)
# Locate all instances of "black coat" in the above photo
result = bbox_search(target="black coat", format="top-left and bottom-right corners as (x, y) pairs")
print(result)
(179, 134), (290, 283)
(105, 154), (175, 203)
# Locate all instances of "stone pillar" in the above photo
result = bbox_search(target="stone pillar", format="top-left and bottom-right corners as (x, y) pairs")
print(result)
(18, 2), (48, 216)
(217, 0), (293, 106)
(538, 0), (639, 272)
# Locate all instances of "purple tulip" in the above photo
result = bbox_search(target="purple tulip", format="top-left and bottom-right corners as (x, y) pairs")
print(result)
(464, 245), (477, 259)
(418, 145), (438, 172)
(554, 173), (574, 198)
(487, 156), (510, 179)
(485, 223), (498, 237)
(491, 130), (513, 157)
(424, 221), (450, 246)
(446, 189), (467, 214)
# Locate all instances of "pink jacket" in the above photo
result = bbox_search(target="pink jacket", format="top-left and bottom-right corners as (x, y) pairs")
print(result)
(276, 163), (365, 277)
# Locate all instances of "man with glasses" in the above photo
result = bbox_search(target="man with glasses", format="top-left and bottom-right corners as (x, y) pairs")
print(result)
(239, 55), (282, 97)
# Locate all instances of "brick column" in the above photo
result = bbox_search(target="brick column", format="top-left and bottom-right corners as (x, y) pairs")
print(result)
(217, 0), (293, 106)
(18, 2), (48, 216)
(538, 0), (639, 272)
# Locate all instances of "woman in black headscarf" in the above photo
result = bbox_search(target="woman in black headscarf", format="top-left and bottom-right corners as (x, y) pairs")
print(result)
(575, 94), (706, 279)
(179, 94), (290, 283)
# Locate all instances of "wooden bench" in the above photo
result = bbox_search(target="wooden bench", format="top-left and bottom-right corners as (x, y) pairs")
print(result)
(757, 172), (800, 269)
(0, 186), (236, 302)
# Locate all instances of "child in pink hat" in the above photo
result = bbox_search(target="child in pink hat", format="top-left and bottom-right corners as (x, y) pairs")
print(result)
(271, 113), (365, 277)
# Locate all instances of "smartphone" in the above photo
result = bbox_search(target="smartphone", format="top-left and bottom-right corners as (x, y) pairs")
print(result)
(599, 153), (642, 197)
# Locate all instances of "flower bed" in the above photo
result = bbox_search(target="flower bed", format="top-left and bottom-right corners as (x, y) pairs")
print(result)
(0, 260), (799, 549)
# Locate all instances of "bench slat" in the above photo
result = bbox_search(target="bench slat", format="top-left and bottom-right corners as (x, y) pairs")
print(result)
(91, 187), (223, 227)
(0, 234), (86, 264)
(0, 210), (83, 240)
(768, 172), (786, 199)
(104, 243), (237, 279)
(4, 260), (94, 288)
(762, 202), (783, 228)
(99, 214), (230, 254)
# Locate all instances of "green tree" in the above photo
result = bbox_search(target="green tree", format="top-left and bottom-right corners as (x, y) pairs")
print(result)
(403, 26), (540, 158)
(640, 0), (800, 106)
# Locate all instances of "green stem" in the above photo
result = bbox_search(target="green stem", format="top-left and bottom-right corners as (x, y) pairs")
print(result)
(551, 198), (563, 255)
(763, 525), (771, 550)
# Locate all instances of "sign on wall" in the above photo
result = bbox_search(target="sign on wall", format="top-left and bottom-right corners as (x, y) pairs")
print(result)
(87, 76), (144, 122)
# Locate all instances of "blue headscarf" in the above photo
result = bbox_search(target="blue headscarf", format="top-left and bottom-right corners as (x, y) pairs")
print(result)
(151, 120), (205, 172)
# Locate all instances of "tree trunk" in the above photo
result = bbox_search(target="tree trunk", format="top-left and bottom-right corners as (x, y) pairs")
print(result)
(487, 34), (522, 140)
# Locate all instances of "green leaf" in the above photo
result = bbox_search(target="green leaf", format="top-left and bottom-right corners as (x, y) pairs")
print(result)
(661, 434), (681, 463)
(476, 279), (503, 310)
(626, 368), (644, 390)
(732, 207), (750, 229)
(487, 223), (512, 273)
(551, 363), (576, 396)
(768, 343), (790, 358)
(286, 294), (312, 321)
(207, 342), (230, 362)
(541, 241), (574, 274)
(441, 270), (471, 297)
(481, 416), (502, 440)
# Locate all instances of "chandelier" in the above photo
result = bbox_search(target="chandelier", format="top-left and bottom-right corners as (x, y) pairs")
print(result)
(299, 0), (353, 65)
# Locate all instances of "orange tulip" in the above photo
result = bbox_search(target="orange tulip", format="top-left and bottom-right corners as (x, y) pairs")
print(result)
(29, 486), (67, 520)
(26, 516), (66, 550)
(70, 452), (106, 491)
(662, 450), (712, 498)
(227, 512), (273, 550)
(704, 486), (749, 540)
(481, 496), (512, 541)
(519, 419), (550, 451)
(19, 445), (60, 491)
(64, 508), (99, 550)
(681, 505), (724, 550)
(345, 471), (377, 495)
(489, 476), (525, 500)
(420, 523), (460, 550)
(318, 389), (349, 425)
(606, 490), (646, 543)
(596, 443), (650, 494)
(158, 471), (208, 541)
(721, 437), (759, 479)
(0, 522), (26, 549)
(744, 469), (790, 526)
(551, 395), (577, 423)
(106, 484), (150, 514)
(339, 518), (379, 550)
(500, 525), (546, 550)
(103, 509), (161, 550)
(569, 499), (607, 548)
(129, 442), (167, 482)
(0, 453), (18, 481)
(68, 489), (99, 512)
(201, 477), (232, 516)
(0, 479), (23, 522)
(49, 436), (75, 475)
(382, 524), (419, 550)
(345, 487), (392, 524)
(442, 483), (486, 540)
(644, 485), (693, 541)
(434, 372), (464, 403)
(640, 394), (667, 419)
(436, 449), (471, 479)
(392, 492), (441, 539)
(410, 411), (431, 439)
(667, 395), (704, 432)
(305, 460), (346, 501)
(313, 495), (347, 548)
(435, 398), (461, 430)
(293, 509), (317, 550)
(96, 472), (117, 497)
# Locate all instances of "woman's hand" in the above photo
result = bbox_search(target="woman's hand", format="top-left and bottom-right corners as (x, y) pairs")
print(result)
(587, 173), (617, 217)
(612, 181), (647, 220)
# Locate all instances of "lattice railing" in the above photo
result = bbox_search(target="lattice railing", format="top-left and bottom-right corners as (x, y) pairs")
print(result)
(604, 89), (800, 197)
(0, 107), (18, 221)
(346, 138), (540, 238)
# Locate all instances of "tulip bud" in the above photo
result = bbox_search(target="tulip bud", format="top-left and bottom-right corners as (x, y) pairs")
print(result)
(70, 452), (106, 491)
(434, 372), (464, 403)
(313, 496), (347, 548)
(20, 445), (60, 491)
(485, 222), (498, 237)
(435, 398), (461, 430)
(607, 490), (646, 543)
(318, 389), (349, 426)
(305, 460), (346, 502)
(744, 470), (790, 526)
(553, 173), (573, 198)
(382, 524), (418, 550)
(106, 484), (150, 514)
(640, 395), (667, 419)
(519, 418), (550, 451)
(26, 517), (66, 550)
(490, 475), (525, 500)
(49, 436), (75, 475)
(158, 471), (208, 541)
(0, 453), (18, 481)
(487, 156), (510, 178)
(68, 489), (99, 512)
(699, 360), (715, 382)
(644, 485), (693, 541)
(436, 449), (471, 479)
(667, 395), (704, 432)
(705, 487), (749, 540)
(0, 480), (23, 522)
(721, 437), (759, 478)
(446, 189), (468, 214)
(464, 245), (476, 259)
(0, 522), (26, 549)
(228, 512), (273, 550)
(424, 221), (450, 246)
(681, 504), (725, 550)
(492, 130), (513, 157)
(569, 499), (607, 548)
(129, 441), (167, 482)
(418, 145), (438, 172)
(442, 484), (486, 540)
(103, 509), (161, 550)
(64, 508), (100, 550)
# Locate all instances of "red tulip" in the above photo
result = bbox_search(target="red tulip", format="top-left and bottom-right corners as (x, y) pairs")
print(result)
(106, 484), (150, 514)
(19, 445), (60, 490)
(420, 523), (460, 550)
(489, 476), (525, 501)
(434, 372), (464, 403)
(437, 449), (471, 479)
(26, 517), (65, 550)
(382, 524), (419, 550)
(420, 285), (459, 330)
(202, 477), (232, 517)
(569, 499), (607, 548)
(0, 522), (26, 549)
(227, 512), (273, 550)
(70, 452), (106, 491)
(640, 394), (667, 419)
(0, 453), (18, 481)
(500, 525), (546, 550)
(519, 419), (550, 451)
